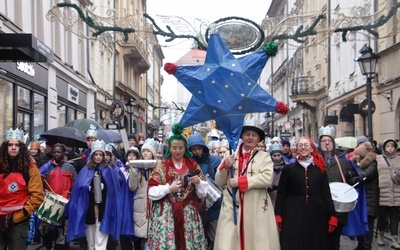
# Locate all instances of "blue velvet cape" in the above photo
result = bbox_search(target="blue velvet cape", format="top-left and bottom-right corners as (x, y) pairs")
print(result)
(66, 164), (123, 242)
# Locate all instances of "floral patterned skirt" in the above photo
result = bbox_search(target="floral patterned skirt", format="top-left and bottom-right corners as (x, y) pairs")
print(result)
(147, 201), (206, 250)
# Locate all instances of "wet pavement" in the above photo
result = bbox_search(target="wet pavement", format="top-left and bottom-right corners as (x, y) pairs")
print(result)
(27, 235), (395, 250)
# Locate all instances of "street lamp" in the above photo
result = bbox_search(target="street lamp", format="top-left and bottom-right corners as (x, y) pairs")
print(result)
(355, 44), (378, 141)
(126, 98), (137, 134)
(158, 121), (165, 142)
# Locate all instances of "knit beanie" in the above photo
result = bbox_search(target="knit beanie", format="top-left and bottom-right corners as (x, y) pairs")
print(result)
(141, 139), (157, 158)
(356, 135), (369, 145)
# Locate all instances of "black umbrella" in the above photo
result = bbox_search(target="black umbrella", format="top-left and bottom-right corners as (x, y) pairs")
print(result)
(97, 130), (122, 143)
(64, 118), (104, 132)
(40, 127), (88, 148)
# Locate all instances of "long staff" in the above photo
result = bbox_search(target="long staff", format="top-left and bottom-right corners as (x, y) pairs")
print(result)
(229, 149), (237, 225)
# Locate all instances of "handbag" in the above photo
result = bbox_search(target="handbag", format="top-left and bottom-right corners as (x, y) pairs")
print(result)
(383, 156), (400, 185)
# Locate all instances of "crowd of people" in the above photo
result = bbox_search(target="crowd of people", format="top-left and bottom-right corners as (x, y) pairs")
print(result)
(1, 122), (400, 250)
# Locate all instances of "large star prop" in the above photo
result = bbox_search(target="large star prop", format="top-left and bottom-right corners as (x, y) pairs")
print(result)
(164, 28), (288, 150)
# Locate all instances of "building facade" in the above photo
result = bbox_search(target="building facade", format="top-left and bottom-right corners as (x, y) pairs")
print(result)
(262, 0), (400, 144)
(0, 0), (95, 142)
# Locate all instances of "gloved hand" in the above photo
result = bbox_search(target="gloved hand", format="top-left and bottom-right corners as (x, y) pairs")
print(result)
(275, 215), (282, 232)
(267, 185), (279, 192)
(328, 216), (338, 234)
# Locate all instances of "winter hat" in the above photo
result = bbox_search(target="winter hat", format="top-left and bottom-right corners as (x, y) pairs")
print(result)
(141, 138), (157, 157)
(356, 135), (369, 145)
(382, 139), (397, 152)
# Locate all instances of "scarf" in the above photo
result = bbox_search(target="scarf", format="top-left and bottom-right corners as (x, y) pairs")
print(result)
(297, 155), (313, 169)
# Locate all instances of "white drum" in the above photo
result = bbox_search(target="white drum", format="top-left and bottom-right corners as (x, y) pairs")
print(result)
(329, 182), (358, 213)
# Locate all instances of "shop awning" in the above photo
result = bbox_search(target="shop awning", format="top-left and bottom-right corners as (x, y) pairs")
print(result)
(0, 33), (54, 62)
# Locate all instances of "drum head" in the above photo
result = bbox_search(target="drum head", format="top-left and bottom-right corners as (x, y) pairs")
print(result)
(329, 182), (358, 202)
(46, 192), (69, 204)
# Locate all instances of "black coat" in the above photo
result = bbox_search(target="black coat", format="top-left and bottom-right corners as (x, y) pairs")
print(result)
(353, 156), (379, 217)
(275, 162), (336, 250)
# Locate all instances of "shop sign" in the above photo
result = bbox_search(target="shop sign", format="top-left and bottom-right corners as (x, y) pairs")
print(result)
(16, 62), (35, 77)
(68, 84), (79, 104)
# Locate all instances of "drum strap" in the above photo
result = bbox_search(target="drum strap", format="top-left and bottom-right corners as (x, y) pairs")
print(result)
(334, 155), (346, 183)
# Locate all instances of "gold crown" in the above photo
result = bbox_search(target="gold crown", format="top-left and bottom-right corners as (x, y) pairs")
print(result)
(5, 128), (25, 142)
(318, 125), (336, 138)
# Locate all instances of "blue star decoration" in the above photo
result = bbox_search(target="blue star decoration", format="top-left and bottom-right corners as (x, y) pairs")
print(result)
(164, 28), (288, 151)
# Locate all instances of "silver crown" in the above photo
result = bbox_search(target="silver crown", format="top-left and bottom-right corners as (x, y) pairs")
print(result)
(5, 128), (25, 142)
(86, 124), (98, 138)
(105, 143), (114, 154)
(91, 140), (106, 153)
(270, 143), (283, 152)
(318, 125), (336, 138)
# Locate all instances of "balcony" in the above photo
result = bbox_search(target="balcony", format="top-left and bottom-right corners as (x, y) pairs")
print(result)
(120, 37), (150, 74)
(290, 75), (326, 109)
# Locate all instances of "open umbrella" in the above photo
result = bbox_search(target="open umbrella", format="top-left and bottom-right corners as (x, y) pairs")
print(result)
(64, 118), (104, 132)
(97, 129), (122, 143)
(335, 137), (357, 149)
(40, 127), (88, 148)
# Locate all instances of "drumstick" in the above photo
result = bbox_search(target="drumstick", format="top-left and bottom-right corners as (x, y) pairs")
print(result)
(43, 178), (57, 195)
(67, 154), (87, 163)
(344, 177), (366, 193)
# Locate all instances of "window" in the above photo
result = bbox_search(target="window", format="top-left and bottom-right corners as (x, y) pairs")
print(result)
(0, 80), (14, 143)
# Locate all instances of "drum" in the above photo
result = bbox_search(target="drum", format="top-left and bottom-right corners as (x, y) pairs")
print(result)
(329, 182), (358, 213)
(204, 174), (223, 210)
(37, 192), (69, 226)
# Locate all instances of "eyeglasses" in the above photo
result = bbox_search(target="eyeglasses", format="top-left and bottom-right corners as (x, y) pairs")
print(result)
(297, 143), (311, 148)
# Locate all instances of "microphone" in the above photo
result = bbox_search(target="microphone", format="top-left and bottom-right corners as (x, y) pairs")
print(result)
(67, 154), (87, 163)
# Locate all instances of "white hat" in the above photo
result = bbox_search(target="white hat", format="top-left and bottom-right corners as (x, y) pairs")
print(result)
(141, 138), (157, 157)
